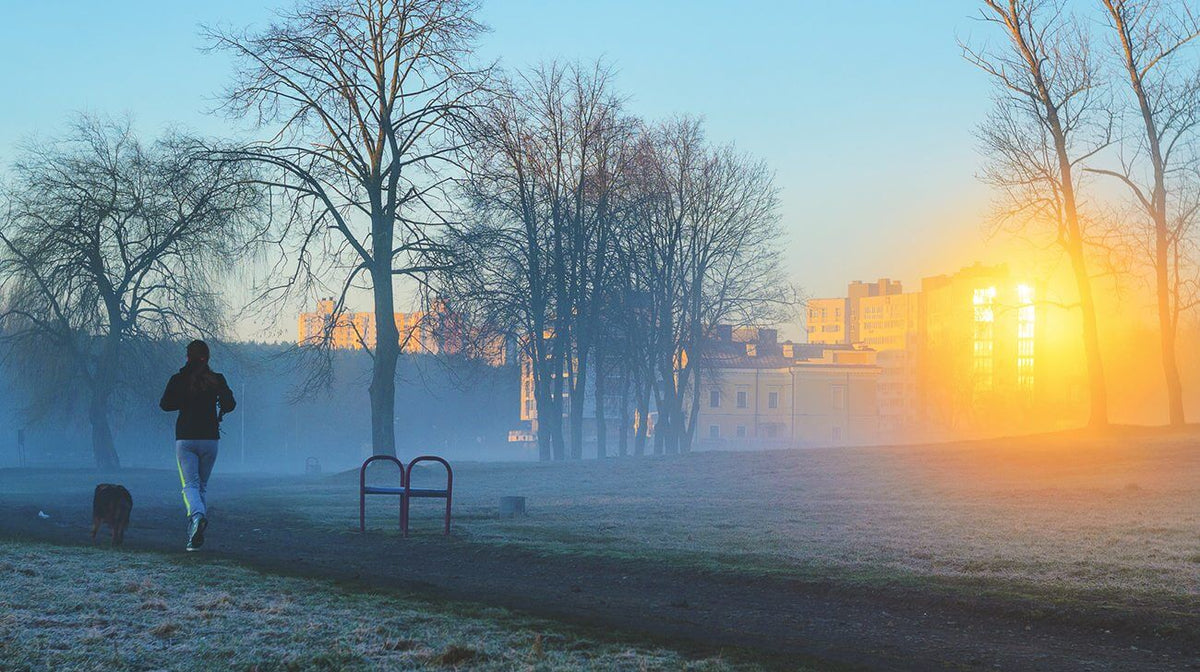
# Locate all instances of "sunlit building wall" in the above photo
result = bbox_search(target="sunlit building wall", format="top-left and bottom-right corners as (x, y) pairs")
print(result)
(847, 278), (903, 343)
(695, 333), (881, 449)
(859, 291), (923, 433)
(807, 279), (903, 346)
(805, 297), (850, 344)
(297, 299), (375, 350)
(921, 264), (1043, 433)
(298, 300), (502, 360)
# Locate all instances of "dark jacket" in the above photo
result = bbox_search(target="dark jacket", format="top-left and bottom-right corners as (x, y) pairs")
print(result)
(159, 365), (236, 440)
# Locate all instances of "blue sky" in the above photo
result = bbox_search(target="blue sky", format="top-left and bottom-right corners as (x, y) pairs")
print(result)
(0, 1), (1003, 325)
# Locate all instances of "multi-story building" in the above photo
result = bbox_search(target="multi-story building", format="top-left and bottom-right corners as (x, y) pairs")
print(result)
(806, 297), (850, 344)
(847, 278), (902, 343)
(298, 300), (503, 361)
(695, 329), (881, 448)
(393, 310), (438, 354)
(297, 299), (377, 350)
(920, 263), (1041, 432)
(806, 278), (903, 345)
(803, 267), (1055, 437)
(858, 291), (922, 432)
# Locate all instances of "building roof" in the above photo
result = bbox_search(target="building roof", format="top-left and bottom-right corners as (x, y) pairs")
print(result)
(702, 339), (875, 370)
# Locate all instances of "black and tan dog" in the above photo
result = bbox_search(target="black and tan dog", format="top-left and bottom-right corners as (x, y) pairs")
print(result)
(91, 484), (132, 546)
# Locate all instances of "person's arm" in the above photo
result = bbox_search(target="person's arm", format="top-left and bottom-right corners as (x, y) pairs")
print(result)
(159, 374), (182, 411)
(217, 374), (237, 419)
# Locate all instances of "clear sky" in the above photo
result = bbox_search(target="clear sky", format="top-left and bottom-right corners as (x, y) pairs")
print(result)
(0, 0), (1006, 334)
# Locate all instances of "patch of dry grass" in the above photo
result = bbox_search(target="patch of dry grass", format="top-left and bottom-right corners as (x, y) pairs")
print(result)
(0, 541), (764, 671)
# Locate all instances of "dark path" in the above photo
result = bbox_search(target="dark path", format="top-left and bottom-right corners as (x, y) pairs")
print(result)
(1, 477), (1195, 672)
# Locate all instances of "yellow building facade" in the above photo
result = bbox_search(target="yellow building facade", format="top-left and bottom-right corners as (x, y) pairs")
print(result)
(920, 263), (1040, 432)
(858, 292), (922, 432)
(693, 336), (881, 449)
(296, 299), (438, 354)
(805, 297), (850, 345)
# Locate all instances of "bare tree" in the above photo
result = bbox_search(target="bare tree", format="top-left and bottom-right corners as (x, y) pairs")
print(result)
(206, 0), (490, 457)
(631, 118), (792, 454)
(0, 117), (262, 469)
(444, 62), (634, 460)
(448, 68), (790, 460)
(964, 0), (1112, 428)
(1092, 0), (1200, 426)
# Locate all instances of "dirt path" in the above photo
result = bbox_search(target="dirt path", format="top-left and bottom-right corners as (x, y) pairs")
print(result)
(2, 482), (1196, 672)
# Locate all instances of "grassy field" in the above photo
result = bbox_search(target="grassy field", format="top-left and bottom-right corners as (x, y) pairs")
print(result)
(0, 540), (760, 672)
(297, 428), (1200, 609)
(1, 428), (1197, 670)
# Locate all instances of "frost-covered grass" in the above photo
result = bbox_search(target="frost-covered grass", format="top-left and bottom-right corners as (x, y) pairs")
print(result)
(0, 541), (762, 672)
(3, 427), (1196, 639)
(341, 428), (1199, 607)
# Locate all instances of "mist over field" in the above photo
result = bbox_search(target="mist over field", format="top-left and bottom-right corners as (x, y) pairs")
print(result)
(0, 347), (521, 474)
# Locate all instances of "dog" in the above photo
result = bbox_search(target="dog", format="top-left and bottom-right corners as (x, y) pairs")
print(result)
(91, 484), (133, 546)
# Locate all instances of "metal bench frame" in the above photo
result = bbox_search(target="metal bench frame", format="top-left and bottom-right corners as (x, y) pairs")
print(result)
(358, 455), (453, 536)
(403, 456), (453, 537)
(359, 455), (406, 533)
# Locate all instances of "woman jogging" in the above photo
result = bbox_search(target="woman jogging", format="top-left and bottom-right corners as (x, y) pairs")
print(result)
(159, 340), (236, 551)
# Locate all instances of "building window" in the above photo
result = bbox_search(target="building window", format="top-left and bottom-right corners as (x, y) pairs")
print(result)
(765, 424), (777, 438)
(710, 389), (721, 408)
(736, 425), (747, 438)
(768, 391), (779, 409)
(832, 426), (842, 443)
(973, 286), (997, 392)
(1017, 284), (1036, 393)
(736, 390), (748, 408)
(709, 424), (720, 439)
(831, 385), (846, 410)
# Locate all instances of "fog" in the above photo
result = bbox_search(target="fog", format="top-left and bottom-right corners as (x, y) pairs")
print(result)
(0, 343), (522, 474)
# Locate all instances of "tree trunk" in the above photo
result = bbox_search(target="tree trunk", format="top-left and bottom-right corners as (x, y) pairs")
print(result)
(633, 383), (648, 456)
(89, 387), (120, 471)
(549, 333), (568, 460)
(91, 316), (122, 470)
(1109, 4), (1186, 427)
(1054, 128), (1108, 429)
(1066, 234), (1108, 429)
(680, 364), (702, 453)
(530, 342), (552, 462)
(659, 362), (682, 455)
(1155, 222), (1185, 425)
(594, 352), (607, 459)
(369, 263), (400, 457)
(618, 373), (630, 458)
(548, 390), (566, 461)
(569, 351), (587, 459)
(535, 373), (552, 462)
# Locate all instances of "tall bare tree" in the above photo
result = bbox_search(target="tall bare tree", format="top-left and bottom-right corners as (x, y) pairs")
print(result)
(1093, 0), (1200, 426)
(446, 62), (632, 460)
(206, 0), (490, 457)
(0, 117), (262, 469)
(631, 118), (791, 454)
(964, 0), (1112, 428)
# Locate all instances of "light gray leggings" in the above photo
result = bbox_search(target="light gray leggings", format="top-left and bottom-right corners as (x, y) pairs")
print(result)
(176, 440), (218, 518)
